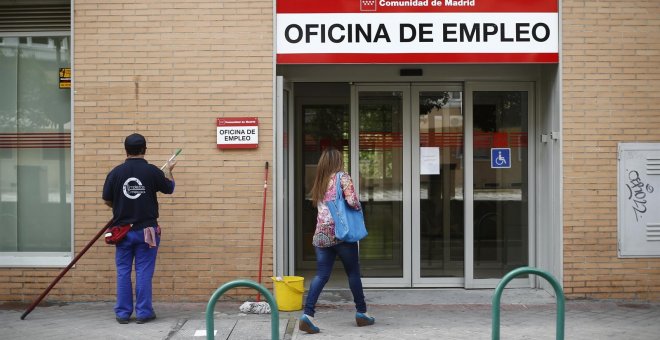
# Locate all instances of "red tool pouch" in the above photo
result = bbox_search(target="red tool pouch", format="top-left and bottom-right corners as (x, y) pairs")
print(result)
(104, 225), (131, 245)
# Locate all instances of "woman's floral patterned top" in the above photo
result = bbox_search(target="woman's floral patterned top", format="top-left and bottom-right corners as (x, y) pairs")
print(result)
(312, 171), (361, 248)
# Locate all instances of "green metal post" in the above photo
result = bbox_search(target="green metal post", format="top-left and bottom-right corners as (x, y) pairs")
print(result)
(492, 267), (565, 340)
(205, 279), (280, 340)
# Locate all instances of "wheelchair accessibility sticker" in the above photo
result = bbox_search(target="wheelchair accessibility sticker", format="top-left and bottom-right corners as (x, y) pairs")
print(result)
(491, 148), (511, 169)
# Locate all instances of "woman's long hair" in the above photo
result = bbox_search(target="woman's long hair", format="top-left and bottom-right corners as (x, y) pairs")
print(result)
(310, 147), (344, 207)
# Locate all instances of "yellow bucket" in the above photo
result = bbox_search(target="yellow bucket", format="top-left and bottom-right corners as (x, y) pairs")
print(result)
(271, 276), (304, 311)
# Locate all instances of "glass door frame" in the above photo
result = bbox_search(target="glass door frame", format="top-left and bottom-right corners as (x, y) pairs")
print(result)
(464, 81), (536, 289)
(279, 80), (537, 289)
(275, 76), (293, 277)
(352, 83), (412, 288)
(411, 84), (465, 287)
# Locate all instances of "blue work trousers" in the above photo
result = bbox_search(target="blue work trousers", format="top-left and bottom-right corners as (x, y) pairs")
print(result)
(114, 228), (159, 320)
(304, 242), (367, 317)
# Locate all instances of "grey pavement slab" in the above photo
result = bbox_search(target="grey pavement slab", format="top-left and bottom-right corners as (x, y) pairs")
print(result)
(1, 289), (659, 339)
(1, 301), (292, 340)
(292, 302), (660, 340)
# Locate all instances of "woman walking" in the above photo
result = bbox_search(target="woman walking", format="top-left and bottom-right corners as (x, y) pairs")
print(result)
(299, 147), (375, 334)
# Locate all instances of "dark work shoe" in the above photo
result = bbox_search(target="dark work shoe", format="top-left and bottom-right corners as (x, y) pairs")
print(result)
(116, 317), (129, 324)
(299, 314), (320, 334)
(136, 314), (156, 324)
(355, 312), (375, 327)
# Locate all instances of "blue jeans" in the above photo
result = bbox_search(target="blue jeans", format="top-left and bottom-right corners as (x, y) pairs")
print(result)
(304, 242), (367, 317)
(114, 229), (159, 320)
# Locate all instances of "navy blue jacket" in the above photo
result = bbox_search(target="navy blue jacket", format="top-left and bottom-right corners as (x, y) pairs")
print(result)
(102, 158), (175, 230)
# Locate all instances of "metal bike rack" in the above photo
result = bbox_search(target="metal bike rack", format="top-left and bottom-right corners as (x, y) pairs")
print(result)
(205, 279), (280, 340)
(492, 266), (565, 340)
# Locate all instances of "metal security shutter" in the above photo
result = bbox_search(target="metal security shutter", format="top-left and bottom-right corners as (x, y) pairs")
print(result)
(618, 143), (660, 257)
(0, 2), (70, 33)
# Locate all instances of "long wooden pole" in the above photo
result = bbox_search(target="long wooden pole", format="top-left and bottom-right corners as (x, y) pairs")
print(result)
(21, 219), (113, 320)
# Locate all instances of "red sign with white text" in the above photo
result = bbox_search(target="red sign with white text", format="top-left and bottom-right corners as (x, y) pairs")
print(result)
(276, 0), (559, 64)
(277, 0), (557, 13)
(217, 117), (259, 149)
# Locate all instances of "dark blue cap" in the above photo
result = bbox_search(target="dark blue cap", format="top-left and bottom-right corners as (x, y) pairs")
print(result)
(124, 133), (146, 149)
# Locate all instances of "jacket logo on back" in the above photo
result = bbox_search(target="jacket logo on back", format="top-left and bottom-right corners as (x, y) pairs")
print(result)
(123, 177), (146, 199)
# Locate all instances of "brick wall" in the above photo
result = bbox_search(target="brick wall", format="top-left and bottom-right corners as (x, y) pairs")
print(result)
(4, 0), (660, 304)
(3, 0), (274, 303)
(562, 0), (660, 300)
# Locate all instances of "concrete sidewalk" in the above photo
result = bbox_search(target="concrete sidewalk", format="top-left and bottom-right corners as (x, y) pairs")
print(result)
(2, 289), (659, 339)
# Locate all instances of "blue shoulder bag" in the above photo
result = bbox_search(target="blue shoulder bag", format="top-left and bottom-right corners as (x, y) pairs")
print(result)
(327, 172), (368, 243)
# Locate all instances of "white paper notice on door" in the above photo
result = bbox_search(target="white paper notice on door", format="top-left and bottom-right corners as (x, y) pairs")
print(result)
(420, 147), (440, 175)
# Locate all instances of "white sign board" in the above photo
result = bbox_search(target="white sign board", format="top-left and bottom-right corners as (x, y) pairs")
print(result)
(276, 0), (559, 64)
(216, 117), (259, 149)
(618, 143), (660, 257)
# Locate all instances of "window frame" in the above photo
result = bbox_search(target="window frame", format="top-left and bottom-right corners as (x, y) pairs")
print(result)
(0, 31), (73, 267)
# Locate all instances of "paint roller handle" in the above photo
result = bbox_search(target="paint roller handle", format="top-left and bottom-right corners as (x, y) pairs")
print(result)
(160, 148), (182, 171)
